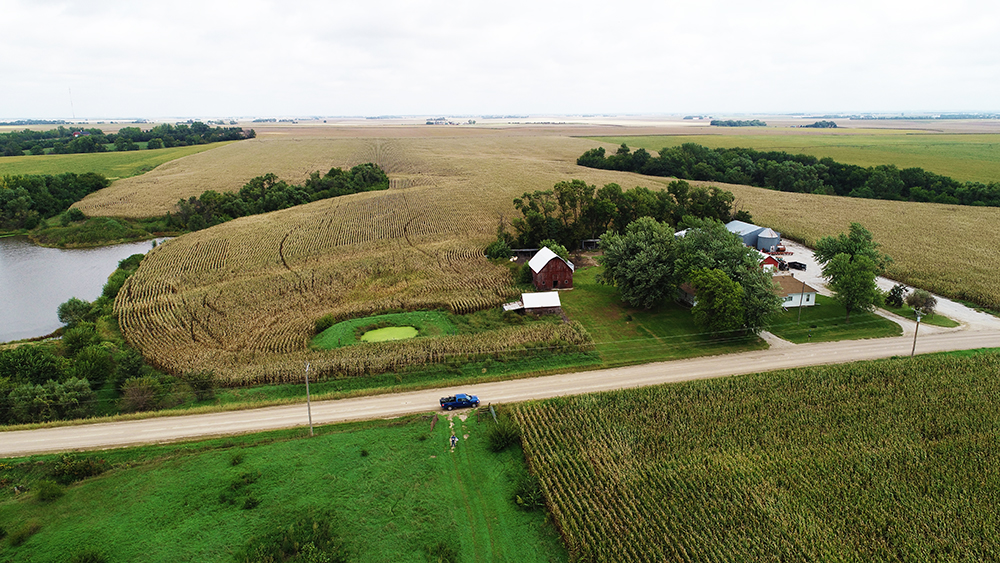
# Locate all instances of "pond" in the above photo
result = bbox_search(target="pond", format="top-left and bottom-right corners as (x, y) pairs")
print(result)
(0, 237), (168, 343)
(360, 326), (419, 342)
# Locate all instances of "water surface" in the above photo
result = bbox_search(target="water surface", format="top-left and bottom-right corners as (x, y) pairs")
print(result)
(0, 237), (166, 343)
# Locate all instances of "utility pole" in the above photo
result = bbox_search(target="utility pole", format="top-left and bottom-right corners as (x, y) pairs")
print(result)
(305, 362), (314, 436)
(797, 275), (807, 324)
(910, 311), (923, 358)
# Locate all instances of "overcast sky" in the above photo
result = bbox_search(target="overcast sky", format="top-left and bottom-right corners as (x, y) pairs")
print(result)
(3, 0), (999, 119)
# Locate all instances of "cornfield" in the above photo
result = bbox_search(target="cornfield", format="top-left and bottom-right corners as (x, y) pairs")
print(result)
(106, 127), (1000, 381)
(512, 352), (1000, 562)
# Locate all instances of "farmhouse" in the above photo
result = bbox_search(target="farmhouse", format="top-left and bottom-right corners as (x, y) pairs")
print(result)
(773, 274), (818, 308)
(528, 246), (574, 291)
(502, 292), (563, 315)
(725, 220), (782, 252)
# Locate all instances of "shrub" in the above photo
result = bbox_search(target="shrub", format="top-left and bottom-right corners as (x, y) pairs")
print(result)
(62, 324), (99, 357)
(314, 314), (337, 335)
(8, 519), (41, 546)
(119, 375), (162, 412)
(517, 263), (534, 285)
(181, 370), (217, 401)
(0, 345), (64, 385)
(485, 239), (512, 260)
(512, 472), (545, 511)
(52, 454), (107, 484)
(8, 378), (96, 423)
(68, 549), (108, 563)
(426, 541), (459, 563)
(57, 297), (94, 327)
(35, 479), (65, 502)
(235, 509), (347, 563)
(886, 283), (908, 308)
(71, 345), (115, 387)
(484, 417), (521, 452)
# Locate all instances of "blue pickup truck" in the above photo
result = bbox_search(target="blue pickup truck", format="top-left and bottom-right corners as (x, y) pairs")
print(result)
(440, 393), (480, 411)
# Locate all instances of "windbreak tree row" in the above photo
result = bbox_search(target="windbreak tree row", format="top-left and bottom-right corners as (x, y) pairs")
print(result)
(578, 142), (1000, 207)
(0, 172), (110, 230)
(0, 122), (254, 156)
(170, 163), (390, 231)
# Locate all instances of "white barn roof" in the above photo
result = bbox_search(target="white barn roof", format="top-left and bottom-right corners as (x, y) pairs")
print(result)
(528, 247), (575, 273)
(522, 292), (561, 309)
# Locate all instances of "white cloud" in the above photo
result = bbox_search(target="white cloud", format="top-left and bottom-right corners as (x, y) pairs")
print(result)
(1, 0), (998, 117)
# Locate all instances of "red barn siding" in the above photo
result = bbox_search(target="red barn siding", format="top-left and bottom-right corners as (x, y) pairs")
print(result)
(532, 260), (574, 291)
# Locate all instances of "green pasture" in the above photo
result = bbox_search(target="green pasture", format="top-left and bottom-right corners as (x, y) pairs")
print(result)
(561, 267), (767, 366)
(767, 294), (903, 343)
(0, 142), (234, 180)
(312, 311), (458, 349)
(0, 415), (567, 563)
(882, 303), (961, 327)
(585, 133), (1000, 184)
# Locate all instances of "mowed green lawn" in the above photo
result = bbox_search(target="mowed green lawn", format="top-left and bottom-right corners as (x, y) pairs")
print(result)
(768, 295), (902, 343)
(0, 142), (234, 179)
(586, 132), (1000, 184)
(0, 415), (566, 563)
(561, 267), (767, 366)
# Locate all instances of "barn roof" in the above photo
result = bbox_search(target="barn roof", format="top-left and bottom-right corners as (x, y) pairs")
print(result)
(772, 274), (819, 297)
(724, 220), (764, 237)
(528, 247), (575, 273)
(522, 292), (561, 309)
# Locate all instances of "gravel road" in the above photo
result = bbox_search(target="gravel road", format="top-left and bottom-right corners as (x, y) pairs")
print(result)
(3, 327), (997, 457)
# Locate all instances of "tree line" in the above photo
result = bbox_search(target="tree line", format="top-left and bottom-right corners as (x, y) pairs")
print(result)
(710, 120), (766, 127)
(578, 143), (1000, 207)
(0, 122), (254, 157)
(170, 163), (390, 231)
(0, 172), (110, 230)
(493, 178), (745, 254)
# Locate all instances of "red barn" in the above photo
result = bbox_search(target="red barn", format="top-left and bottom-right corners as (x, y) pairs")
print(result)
(528, 247), (574, 291)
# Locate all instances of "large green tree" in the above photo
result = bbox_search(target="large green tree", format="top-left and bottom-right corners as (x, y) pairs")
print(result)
(689, 268), (745, 333)
(815, 223), (890, 322)
(597, 217), (676, 309)
(674, 219), (782, 335)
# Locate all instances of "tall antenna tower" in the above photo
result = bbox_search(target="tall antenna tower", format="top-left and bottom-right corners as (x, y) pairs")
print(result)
(69, 87), (76, 119)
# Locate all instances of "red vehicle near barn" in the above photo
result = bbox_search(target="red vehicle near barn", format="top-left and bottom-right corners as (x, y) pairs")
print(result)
(528, 247), (575, 291)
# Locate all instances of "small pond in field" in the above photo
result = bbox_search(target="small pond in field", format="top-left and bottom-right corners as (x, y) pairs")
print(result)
(360, 326), (418, 342)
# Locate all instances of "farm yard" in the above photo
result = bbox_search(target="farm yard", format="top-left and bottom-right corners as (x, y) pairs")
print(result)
(513, 351), (1000, 562)
(96, 122), (1000, 384)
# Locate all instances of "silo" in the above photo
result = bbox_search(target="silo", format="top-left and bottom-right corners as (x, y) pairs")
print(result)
(757, 228), (780, 252)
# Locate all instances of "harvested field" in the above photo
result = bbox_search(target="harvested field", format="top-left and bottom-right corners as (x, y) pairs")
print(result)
(108, 125), (1000, 382)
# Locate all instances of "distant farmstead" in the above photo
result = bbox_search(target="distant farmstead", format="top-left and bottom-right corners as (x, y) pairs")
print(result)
(528, 247), (575, 291)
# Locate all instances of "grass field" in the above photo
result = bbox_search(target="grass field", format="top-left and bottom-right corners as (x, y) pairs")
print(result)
(587, 132), (1000, 184)
(0, 414), (567, 562)
(561, 267), (768, 364)
(513, 350), (1000, 562)
(767, 295), (902, 343)
(0, 142), (233, 180)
